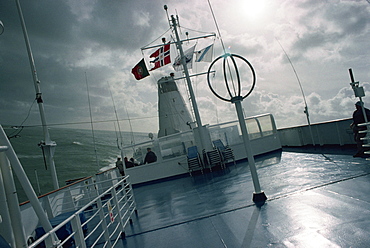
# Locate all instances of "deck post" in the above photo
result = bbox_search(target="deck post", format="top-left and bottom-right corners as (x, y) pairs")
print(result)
(70, 215), (86, 248)
(207, 53), (267, 203)
(233, 99), (267, 203)
(97, 197), (112, 247)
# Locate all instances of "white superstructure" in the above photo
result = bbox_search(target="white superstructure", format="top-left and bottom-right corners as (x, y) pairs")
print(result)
(157, 76), (193, 138)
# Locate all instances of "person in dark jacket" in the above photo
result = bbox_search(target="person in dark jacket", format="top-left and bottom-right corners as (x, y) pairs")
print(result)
(115, 157), (125, 176)
(351, 101), (370, 157)
(124, 157), (135, 168)
(144, 148), (157, 164)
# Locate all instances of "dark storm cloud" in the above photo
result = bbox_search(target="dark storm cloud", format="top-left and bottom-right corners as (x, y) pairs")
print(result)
(0, 0), (369, 131)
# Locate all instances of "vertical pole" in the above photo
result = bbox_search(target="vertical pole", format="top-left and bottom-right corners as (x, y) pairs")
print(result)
(0, 147), (17, 248)
(233, 99), (267, 203)
(171, 15), (202, 129)
(349, 68), (368, 123)
(0, 126), (60, 246)
(70, 215), (86, 248)
(0, 152), (27, 248)
(15, 0), (59, 189)
(35, 169), (41, 195)
(170, 15), (212, 152)
(97, 197), (112, 248)
(304, 106), (315, 146)
(111, 188), (126, 238)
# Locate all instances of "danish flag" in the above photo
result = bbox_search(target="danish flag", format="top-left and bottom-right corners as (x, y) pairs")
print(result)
(149, 43), (171, 71)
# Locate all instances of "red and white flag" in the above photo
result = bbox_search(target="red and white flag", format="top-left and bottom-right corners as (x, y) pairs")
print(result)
(149, 43), (171, 71)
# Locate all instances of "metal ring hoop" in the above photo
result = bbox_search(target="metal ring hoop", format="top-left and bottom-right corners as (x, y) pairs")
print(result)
(207, 53), (256, 102)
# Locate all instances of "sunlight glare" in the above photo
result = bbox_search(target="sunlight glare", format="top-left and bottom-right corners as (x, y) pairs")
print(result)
(241, 0), (266, 19)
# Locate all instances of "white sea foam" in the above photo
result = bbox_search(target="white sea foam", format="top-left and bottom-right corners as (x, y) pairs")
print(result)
(17, 154), (43, 159)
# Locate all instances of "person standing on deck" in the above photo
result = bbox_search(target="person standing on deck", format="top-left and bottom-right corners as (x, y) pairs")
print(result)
(351, 101), (370, 157)
(115, 157), (125, 176)
(144, 148), (157, 164)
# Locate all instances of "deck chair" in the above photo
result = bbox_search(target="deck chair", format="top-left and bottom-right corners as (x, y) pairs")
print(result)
(212, 139), (236, 166)
(187, 146), (203, 175)
(203, 148), (224, 170)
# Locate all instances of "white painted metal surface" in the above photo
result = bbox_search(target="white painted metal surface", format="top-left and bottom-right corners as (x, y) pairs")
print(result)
(123, 113), (281, 185)
(0, 125), (137, 247)
(278, 118), (355, 146)
(29, 176), (136, 248)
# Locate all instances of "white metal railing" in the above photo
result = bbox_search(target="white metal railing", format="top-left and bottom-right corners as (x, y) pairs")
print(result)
(43, 177), (96, 218)
(208, 113), (277, 146)
(358, 122), (370, 160)
(1, 124), (138, 247)
(121, 113), (278, 164)
(27, 175), (137, 248)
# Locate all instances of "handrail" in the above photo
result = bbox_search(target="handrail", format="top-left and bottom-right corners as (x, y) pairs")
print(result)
(121, 113), (276, 150)
(358, 122), (370, 160)
(19, 176), (93, 206)
(28, 175), (136, 248)
(0, 124), (59, 246)
(208, 113), (273, 129)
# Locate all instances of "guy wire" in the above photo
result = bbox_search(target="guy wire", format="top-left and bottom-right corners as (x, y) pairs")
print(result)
(207, 0), (226, 54)
(207, 0), (237, 95)
(85, 72), (100, 168)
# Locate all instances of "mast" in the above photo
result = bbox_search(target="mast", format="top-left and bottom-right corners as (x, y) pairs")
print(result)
(170, 15), (210, 151)
(15, 0), (59, 189)
(170, 15), (203, 127)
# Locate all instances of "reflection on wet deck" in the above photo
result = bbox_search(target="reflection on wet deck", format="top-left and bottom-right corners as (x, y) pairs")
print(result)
(119, 148), (370, 247)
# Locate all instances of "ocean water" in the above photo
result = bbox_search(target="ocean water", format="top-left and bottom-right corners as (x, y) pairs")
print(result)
(4, 126), (149, 203)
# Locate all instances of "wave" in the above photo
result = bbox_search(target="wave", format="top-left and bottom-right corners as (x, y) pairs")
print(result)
(17, 154), (43, 159)
(99, 164), (115, 172)
(72, 141), (83, 146)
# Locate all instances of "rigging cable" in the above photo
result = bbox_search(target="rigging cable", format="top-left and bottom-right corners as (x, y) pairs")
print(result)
(7, 98), (36, 139)
(9, 115), (159, 129)
(85, 72), (100, 168)
(180, 26), (216, 36)
(208, 0), (237, 95)
(107, 82), (124, 149)
(140, 27), (171, 50)
(207, 0), (226, 55)
(113, 122), (120, 150)
(207, 0), (229, 123)
(275, 37), (315, 146)
(123, 101), (136, 146)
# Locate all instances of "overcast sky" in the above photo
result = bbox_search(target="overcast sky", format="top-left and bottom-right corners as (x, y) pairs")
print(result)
(0, 0), (369, 134)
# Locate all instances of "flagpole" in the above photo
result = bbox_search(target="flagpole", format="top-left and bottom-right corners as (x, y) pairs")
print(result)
(170, 15), (210, 152)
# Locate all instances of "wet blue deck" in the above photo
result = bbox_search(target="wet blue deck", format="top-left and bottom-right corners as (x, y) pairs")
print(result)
(118, 147), (370, 247)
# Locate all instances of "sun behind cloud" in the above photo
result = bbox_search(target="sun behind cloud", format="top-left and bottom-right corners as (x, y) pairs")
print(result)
(240, 0), (266, 19)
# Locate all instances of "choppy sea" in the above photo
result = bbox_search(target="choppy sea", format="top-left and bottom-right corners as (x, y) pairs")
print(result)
(4, 126), (149, 203)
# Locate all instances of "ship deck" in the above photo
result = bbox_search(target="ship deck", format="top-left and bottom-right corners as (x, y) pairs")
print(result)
(118, 146), (370, 247)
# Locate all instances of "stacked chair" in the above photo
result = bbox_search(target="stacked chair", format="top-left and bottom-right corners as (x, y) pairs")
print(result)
(187, 146), (203, 176)
(212, 139), (236, 166)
